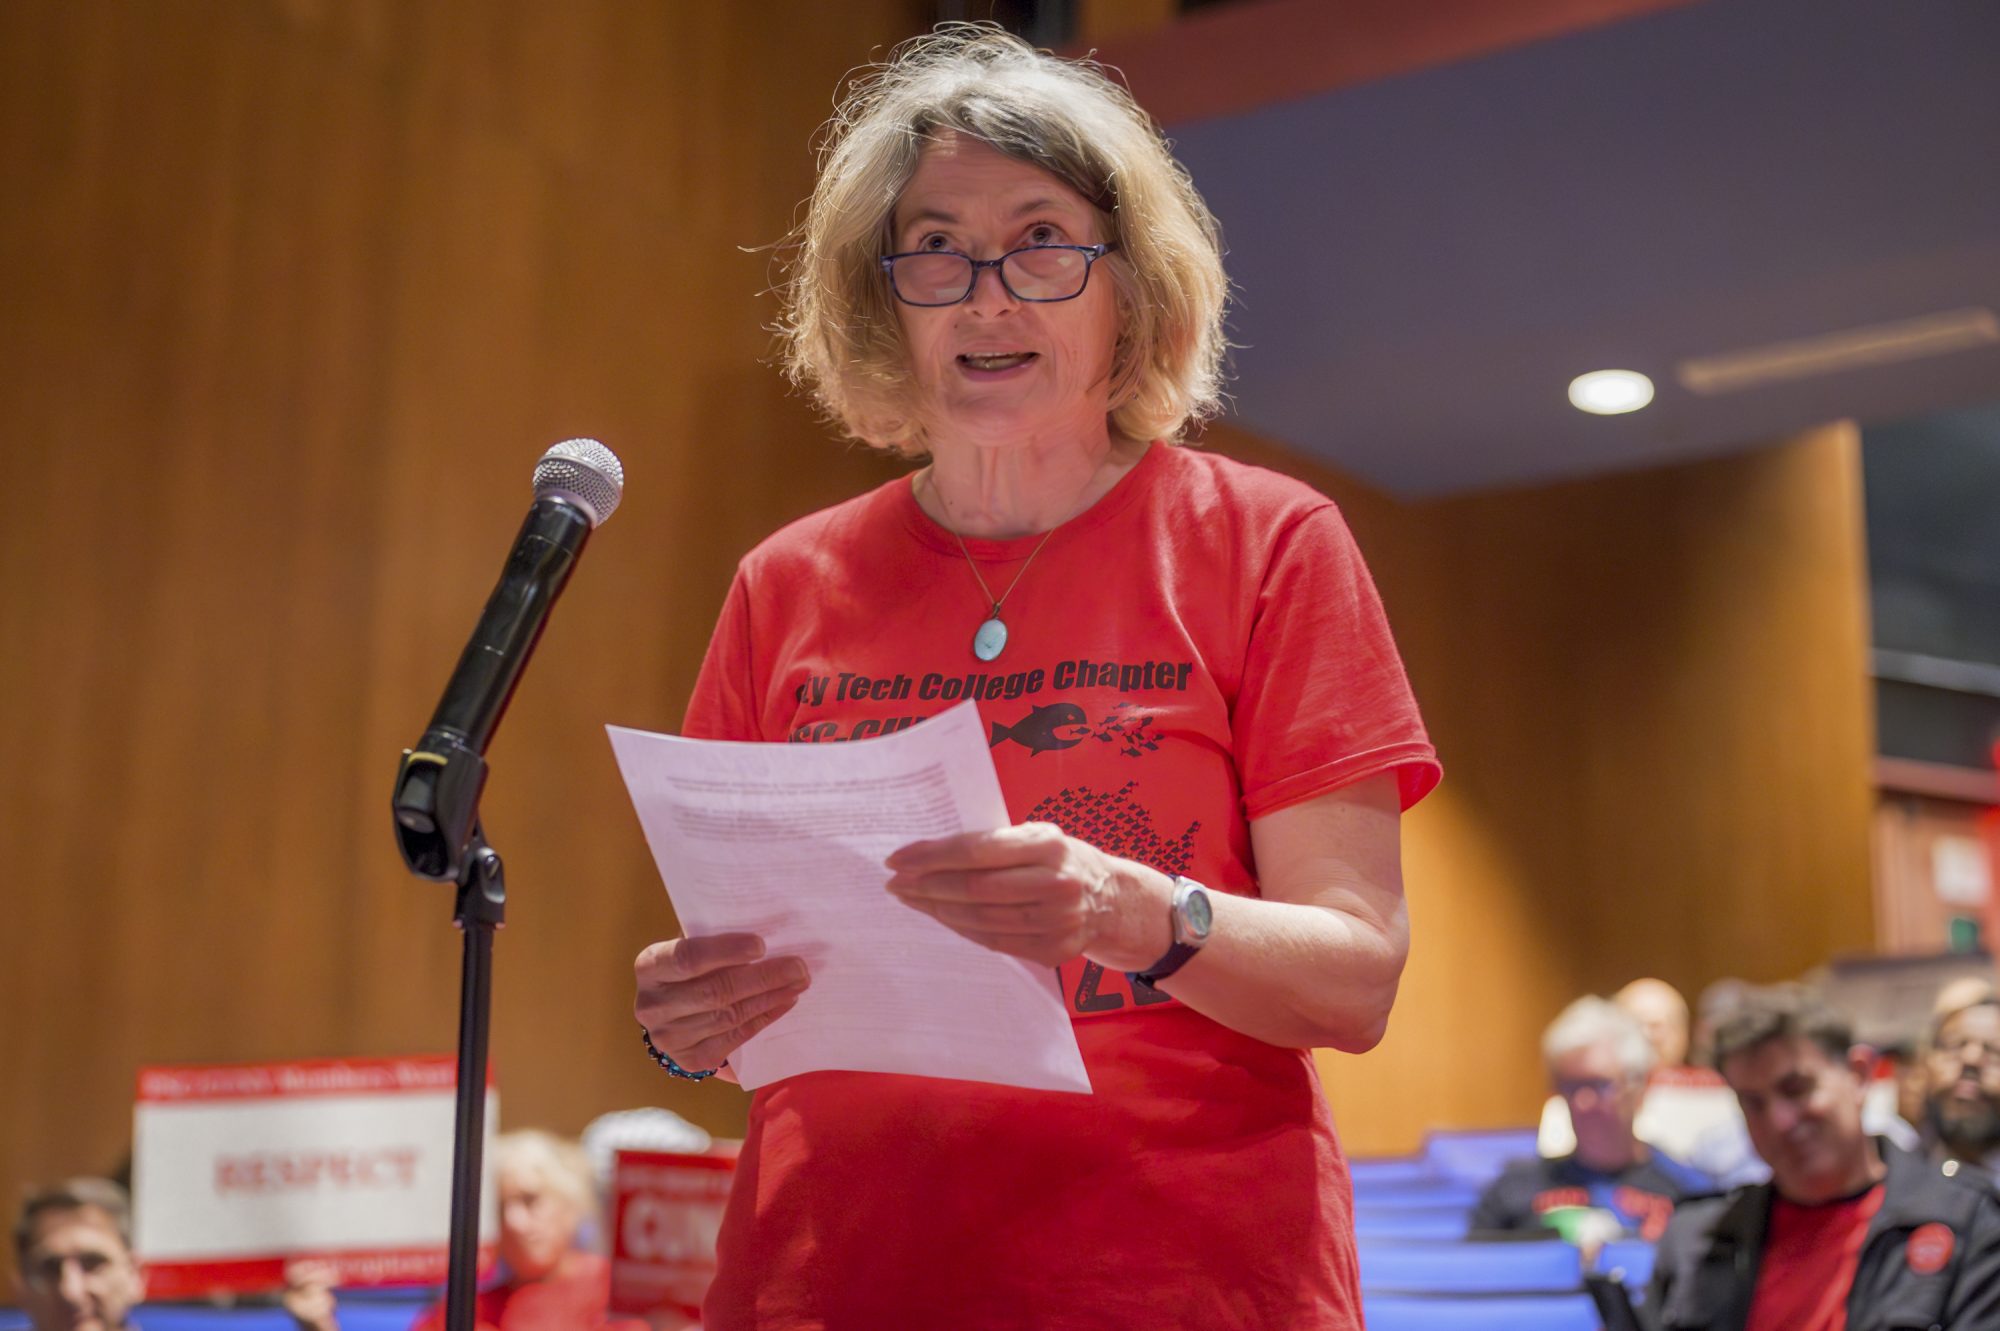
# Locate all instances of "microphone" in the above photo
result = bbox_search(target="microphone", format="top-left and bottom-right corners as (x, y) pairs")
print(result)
(391, 438), (625, 880)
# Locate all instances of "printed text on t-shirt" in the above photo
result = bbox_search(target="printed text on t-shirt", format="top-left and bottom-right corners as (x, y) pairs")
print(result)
(791, 658), (1195, 709)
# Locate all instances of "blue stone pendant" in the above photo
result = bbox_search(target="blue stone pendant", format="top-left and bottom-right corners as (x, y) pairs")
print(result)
(973, 616), (1008, 661)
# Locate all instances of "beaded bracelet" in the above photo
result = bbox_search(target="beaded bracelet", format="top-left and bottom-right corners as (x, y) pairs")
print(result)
(639, 1024), (720, 1081)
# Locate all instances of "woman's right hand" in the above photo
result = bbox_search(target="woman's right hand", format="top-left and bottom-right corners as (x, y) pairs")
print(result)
(634, 933), (811, 1075)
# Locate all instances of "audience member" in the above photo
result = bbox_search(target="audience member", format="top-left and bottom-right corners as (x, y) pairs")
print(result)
(1617, 977), (1692, 1068)
(1892, 1036), (1930, 1135)
(12, 1178), (145, 1331)
(1540, 978), (1770, 1186)
(578, 1109), (716, 1329)
(1647, 986), (2000, 1330)
(578, 1106), (711, 1189)
(1473, 997), (1712, 1250)
(1541, 978), (1682, 1153)
(1932, 975), (1997, 1021)
(1690, 976), (1755, 1068)
(284, 1130), (647, 1331)
(1923, 983), (2000, 1183)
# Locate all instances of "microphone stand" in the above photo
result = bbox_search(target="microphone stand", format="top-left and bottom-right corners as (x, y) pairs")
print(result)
(391, 737), (503, 1331)
(444, 824), (503, 1327)
(384, 451), (615, 1331)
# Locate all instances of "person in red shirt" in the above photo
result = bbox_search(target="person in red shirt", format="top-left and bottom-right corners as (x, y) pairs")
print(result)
(1646, 987), (2000, 1330)
(283, 1131), (645, 1331)
(630, 22), (1439, 1331)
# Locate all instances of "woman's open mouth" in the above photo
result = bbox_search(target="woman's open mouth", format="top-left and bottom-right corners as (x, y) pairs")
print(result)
(958, 351), (1038, 374)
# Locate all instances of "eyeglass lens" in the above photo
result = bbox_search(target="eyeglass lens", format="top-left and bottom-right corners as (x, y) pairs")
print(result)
(893, 247), (1093, 304)
(1556, 1077), (1620, 1100)
(1937, 1038), (2000, 1064)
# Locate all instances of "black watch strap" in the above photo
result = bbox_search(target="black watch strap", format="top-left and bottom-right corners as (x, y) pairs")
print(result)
(1128, 875), (1210, 990)
(1128, 942), (1199, 992)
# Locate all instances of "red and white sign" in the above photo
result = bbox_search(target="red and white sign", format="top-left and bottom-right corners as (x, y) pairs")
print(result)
(608, 1147), (738, 1318)
(132, 1055), (496, 1297)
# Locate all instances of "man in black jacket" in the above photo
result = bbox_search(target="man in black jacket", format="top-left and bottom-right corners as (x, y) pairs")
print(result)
(1646, 987), (2000, 1330)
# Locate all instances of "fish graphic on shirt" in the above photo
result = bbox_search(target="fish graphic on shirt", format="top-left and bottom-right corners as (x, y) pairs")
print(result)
(988, 702), (1091, 756)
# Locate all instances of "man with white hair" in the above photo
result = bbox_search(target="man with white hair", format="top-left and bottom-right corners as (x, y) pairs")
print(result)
(1541, 976), (1777, 1187)
(1473, 996), (1714, 1243)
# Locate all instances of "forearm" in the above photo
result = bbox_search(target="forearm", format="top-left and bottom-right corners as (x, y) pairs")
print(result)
(1085, 864), (1408, 1052)
(886, 777), (1409, 1052)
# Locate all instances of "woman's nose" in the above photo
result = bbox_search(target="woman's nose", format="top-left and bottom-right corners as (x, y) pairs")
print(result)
(964, 258), (1019, 313)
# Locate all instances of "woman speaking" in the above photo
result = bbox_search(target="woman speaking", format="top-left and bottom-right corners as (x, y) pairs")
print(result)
(633, 25), (1439, 1329)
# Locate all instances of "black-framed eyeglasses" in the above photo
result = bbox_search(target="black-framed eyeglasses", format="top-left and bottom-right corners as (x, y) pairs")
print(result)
(1934, 1037), (2000, 1067)
(1555, 1073), (1640, 1102)
(878, 242), (1118, 307)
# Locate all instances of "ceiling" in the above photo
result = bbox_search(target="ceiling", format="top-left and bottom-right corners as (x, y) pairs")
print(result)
(1104, 0), (2000, 496)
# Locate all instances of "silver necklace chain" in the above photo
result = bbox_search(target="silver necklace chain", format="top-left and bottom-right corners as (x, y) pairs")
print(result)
(948, 521), (1058, 621)
(926, 470), (1078, 661)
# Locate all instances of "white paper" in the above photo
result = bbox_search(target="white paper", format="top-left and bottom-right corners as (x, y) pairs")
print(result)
(608, 701), (1090, 1094)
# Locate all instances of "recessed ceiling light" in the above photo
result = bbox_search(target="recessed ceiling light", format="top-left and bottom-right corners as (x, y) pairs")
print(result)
(1568, 369), (1654, 415)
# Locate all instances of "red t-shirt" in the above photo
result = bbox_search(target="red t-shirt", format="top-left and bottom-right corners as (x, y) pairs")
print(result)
(1743, 1184), (1887, 1331)
(407, 1253), (647, 1331)
(682, 442), (1439, 1330)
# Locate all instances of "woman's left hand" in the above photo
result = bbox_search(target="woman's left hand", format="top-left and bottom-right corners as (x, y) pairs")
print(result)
(884, 822), (1168, 969)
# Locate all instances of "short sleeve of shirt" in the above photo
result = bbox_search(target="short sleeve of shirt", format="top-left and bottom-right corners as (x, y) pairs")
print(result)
(683, 570), (762, 743)
(1233, 504), (1439, 817)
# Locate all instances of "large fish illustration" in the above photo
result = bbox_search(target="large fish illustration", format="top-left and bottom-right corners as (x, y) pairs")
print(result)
(989, 702), (1091, 756)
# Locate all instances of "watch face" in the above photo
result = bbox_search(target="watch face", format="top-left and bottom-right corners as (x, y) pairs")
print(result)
(1181, 884), (1213, 940)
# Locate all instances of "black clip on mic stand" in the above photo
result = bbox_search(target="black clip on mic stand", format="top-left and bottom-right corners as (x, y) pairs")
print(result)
(391, 731), (504, 1330)
(385, 439), (620, 1331)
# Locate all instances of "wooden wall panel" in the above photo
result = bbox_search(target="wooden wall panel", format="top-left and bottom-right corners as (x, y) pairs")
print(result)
(1210, 424), (1878, 1153)
(0, 0), (1876, 1266)
(0, 0), (924, 1267)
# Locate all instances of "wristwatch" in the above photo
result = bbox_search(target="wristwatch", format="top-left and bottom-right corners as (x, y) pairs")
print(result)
(1128, 876), (1213, 992)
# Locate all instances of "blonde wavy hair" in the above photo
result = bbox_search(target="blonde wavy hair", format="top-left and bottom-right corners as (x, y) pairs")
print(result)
(777, 24), (1228, 453)
(496, 1129), (595, 1215)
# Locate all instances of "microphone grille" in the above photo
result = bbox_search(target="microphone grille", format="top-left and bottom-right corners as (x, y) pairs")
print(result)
(534, 438), (625, 527)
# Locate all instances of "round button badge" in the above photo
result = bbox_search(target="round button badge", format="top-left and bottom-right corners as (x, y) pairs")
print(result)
(1907, 1222), (1955, 1276)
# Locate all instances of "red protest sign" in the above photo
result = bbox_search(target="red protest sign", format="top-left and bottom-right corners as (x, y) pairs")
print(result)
(608, 1147), (737, 1318)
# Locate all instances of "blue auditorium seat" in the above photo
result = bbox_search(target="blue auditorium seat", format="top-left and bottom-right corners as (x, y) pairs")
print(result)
(1357, 1237), (1583, 1294)
(1362, 1291), (1602, 1331)
(130, 1298), (429, 1330)
(1350, 1179), (1484, 1211)
(128, 1310), (297, 1330)
(328, 1301), (429, 1331)
(1353, 1207), (1474, 1240)
(1421, 1127), (1541, 1185)
(1348, 1156), (1444, 1187)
